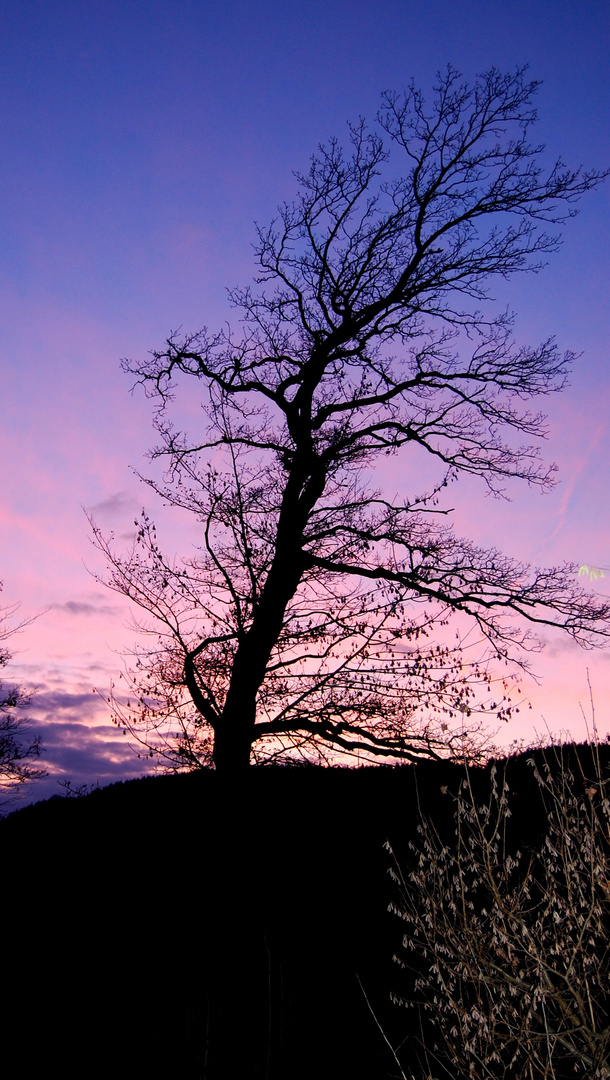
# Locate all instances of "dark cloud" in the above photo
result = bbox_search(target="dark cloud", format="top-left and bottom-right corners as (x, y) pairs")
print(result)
(71, 660), (114, 674)
(31, 689), (107, 713)
(536, 634), (585, 660)
(86, 490), (140, 522)
(51, 600), (121, 617)
(6, 709), (157, 809)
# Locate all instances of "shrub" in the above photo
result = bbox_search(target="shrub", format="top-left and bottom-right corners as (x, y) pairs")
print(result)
(387, 744), (610, 1078)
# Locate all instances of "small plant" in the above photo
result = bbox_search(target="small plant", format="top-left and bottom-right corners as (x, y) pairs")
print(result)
(387, 743), (610, 1078)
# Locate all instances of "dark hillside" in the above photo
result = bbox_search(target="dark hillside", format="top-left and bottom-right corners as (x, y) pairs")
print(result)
(2, 745), (608, 1078)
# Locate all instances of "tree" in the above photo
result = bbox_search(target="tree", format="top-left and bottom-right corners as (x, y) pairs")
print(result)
(0, 583), (45, 797)
(92, 66), (610, 773)
(386, 744), (610, 1078)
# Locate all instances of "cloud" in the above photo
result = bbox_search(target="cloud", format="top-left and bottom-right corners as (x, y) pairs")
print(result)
(535, 421), (607, 559)
(7, 694), (157, 808)
(51, 599), (121, 617)
(86, 490), (140, 522)
(536, 635), (584, 660)
(31, 689), (108, 713)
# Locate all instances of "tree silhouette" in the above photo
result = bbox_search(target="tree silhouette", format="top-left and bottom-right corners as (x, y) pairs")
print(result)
(93, 66), (610, 772)
(0, 583), (45, 797)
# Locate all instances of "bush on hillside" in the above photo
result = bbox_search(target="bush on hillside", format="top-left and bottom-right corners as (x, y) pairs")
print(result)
(387, 743), (610, 1079)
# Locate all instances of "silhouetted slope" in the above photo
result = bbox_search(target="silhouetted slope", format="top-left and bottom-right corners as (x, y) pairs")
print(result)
(2, 745), (608, 1078)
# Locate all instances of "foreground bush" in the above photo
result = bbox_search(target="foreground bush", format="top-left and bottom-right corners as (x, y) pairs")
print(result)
(388, 743), (610, 1079)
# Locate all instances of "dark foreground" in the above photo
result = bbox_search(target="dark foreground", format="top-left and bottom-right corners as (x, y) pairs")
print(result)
(2, 744), (608, 1078)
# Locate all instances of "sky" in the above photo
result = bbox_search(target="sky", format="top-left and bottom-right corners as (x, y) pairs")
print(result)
(1, 0), (609, 806)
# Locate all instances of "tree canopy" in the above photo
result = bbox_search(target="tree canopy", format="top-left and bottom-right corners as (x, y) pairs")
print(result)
(0, 583), (45, 797)
(93, 66), (610, 771)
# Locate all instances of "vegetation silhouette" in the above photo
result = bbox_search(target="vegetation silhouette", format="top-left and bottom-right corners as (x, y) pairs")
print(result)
(91, 66), (610, 773)
(388, 740), (610, 1078)
(0, 580), (45, 801)
(2, 742), (609, 1077)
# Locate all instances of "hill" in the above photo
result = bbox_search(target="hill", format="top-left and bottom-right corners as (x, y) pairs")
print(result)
(2, 744), (608, 1078)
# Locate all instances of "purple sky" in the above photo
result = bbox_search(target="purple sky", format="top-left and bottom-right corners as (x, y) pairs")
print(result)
(1, 0), (609, 804)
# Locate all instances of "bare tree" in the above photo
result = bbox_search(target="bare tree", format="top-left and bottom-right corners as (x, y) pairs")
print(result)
(92, 66), (610, 772)
(387, 744), (610, 1078)
(0, 584), (45, 798)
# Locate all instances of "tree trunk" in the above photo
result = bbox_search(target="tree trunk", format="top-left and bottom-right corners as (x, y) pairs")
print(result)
(211, 466), (318, 772)
(212, 708), (254, 771)
(212, 561), (303, 771)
